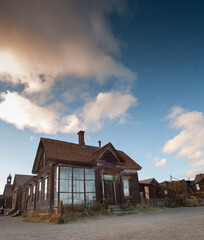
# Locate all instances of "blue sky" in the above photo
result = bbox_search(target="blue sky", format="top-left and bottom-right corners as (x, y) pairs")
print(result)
(1, 0), (204, 193)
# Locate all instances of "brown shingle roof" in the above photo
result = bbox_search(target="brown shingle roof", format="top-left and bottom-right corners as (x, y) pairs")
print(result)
(139, 178), (157, 184)
(34, 138), (141, 171)
(195, 173), (204, 182)
(13, 174), (33, 188)
(41, 138), (98, 163)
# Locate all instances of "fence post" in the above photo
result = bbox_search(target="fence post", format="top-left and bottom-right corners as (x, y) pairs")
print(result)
(58, 200), (63, 218)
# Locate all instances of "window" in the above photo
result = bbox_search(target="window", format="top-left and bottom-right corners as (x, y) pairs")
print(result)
(59, 167), (72, 205)
(103, 175), (113, 180)
(28, 187), (31, 197)
(123, 179), (130, 197)
(32, 184), (36, 202)
(38, 181), (42, 201)
(44, 178), (48, 200)
(55, 167), (96, 206)
(73, 168), (84, 205)
(196, 184), (200, 191)
(54, 166), (59, 206)
(85, 169), (96, 206)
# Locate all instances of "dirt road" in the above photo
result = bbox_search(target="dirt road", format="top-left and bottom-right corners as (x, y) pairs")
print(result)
(0, 207), (204, 240)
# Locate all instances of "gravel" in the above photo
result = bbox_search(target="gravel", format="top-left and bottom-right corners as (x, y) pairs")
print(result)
(0, 207), (204, 240)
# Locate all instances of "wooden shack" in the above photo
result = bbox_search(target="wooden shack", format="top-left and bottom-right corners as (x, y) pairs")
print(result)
(139, 178), (172, 200)
(191, 173), (204, 198)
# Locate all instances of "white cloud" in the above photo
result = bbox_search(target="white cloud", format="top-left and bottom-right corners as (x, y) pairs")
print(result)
(0, 91), (136, 134)
(153, 157), (167, 167)
(192, 159), (204, 168)
(186, 151), (204, 163)
(163, 106), (204, 178)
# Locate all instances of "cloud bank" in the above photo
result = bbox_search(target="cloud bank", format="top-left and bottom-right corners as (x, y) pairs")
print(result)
(0, 91), (137, 134)
(163, 106), (204, 178)
(0, 0), (137, 134)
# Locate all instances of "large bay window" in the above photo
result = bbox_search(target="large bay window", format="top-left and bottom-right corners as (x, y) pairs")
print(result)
(54, 166), (96, 206)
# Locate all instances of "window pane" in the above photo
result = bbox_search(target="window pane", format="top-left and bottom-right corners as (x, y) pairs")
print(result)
(73, 168), (84, 180)
(73, 180), (84, 193)
(85, 180), (95, 192)
(123, 180), (129, 197)
(103, 175), (113, 180)
(60, 167), (72, 180)
(86, 193), (96, 206)
(54, 192), (58, 206)
(60, 193), (72, 205)
(44, 178), (48, 200)
(123, 179), (129, 188)
(85, 169), (95, 180)
(73, 193), (84, 205)
(60, 179), (72, 192)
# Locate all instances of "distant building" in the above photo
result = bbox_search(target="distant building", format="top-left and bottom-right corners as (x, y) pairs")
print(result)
(140, 178), (173, 200)
(2, 174), (13, 208)
(12, 174), (33, 211)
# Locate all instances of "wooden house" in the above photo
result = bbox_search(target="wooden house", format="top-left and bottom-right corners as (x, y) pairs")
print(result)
(140, 178), (173, 200)
(191, 173), (204, 198)
(12, 174), (33, 211)
(22, 131), (142, 213)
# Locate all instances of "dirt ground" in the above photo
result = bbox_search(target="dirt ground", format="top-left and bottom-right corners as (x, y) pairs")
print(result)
(0, 207), (204, 240)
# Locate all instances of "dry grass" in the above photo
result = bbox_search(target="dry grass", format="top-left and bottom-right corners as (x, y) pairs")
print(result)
(23, 212), (51, 223)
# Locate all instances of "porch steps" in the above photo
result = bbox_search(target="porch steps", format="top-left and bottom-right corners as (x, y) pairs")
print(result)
(11, 210), (21, 217)
(4, 209), (15, 216)
(108, 205), (127, 215)
(108, 205), (134, 216)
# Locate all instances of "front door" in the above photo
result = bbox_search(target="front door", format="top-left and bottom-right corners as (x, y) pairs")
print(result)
(104, 180), (115, 204)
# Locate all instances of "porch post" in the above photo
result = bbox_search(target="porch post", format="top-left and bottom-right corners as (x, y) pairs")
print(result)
(102, 174), (105, 200)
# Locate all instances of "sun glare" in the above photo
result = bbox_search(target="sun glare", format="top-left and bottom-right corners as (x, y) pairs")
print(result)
(0, 52), (14, 71)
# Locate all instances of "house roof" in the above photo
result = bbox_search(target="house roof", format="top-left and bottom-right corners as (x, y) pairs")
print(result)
(32, 137), (142, 173)
(195, 173), (204, 182)
(13, 174), (34, 188)
(139, 178), (158, 185)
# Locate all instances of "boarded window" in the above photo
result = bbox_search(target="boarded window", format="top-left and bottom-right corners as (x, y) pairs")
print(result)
(144, 186), (150, 199)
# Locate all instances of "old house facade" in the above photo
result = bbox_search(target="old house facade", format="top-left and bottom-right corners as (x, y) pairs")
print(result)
(12, 174), (33, 211)
(22, 131), (142, 213)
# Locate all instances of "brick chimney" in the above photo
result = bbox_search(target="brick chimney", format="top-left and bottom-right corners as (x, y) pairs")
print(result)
(78, 131), (85, 145)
